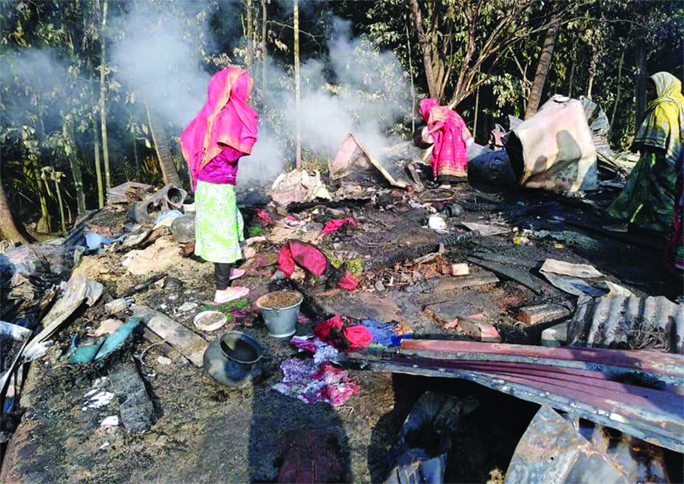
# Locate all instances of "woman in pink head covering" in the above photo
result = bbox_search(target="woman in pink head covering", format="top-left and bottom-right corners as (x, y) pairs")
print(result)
(181, 67), (258, 304)
(418, 98), (473, 186)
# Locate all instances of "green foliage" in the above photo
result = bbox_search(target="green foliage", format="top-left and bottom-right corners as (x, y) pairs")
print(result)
(0, 0), (681, 231)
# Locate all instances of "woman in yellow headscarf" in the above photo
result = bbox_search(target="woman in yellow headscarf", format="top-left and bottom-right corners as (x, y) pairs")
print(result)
(605, 72), (684, 233)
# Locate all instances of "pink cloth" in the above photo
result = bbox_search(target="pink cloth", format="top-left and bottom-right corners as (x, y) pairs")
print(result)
(277, 241), (328, 277)
(338, 271), (360, 291)
(196, 146), (241, 185)
(419, 98), (472, 179)
(314, 316), (373, 349)
(181, 68), (258, 187)
(320, 217), (357, 236)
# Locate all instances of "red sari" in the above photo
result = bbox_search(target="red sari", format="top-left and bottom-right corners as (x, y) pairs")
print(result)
(420, 98), (473, 181)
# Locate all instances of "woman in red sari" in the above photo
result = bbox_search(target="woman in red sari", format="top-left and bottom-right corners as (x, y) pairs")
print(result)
(419, 98), (474, 185)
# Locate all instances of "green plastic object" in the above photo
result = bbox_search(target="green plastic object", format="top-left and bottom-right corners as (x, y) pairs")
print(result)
(67, 317), (141, 364)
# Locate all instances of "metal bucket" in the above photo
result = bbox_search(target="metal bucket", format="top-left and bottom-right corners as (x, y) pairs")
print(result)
(255, 291), (303, 338)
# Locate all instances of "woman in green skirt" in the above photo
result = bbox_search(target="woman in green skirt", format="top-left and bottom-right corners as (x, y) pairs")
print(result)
(181, 67), (258, 303)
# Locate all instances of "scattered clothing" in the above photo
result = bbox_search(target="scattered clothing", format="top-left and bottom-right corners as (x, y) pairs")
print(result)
(362, 319), (413, 348)
(290, 336), (340, 364)
(153, 210), (183, 229)
(314, 316), (373, 350)
(255, 208), (272, 224)
(277, 241), (360, 291)
(272, 358), (357, 407)
(337, 271), (360, 291)
(320, 218), (357, 236)
(420, 98), (473, 182)
(277, 241), (327, 278)
(608, 72), (684, 232)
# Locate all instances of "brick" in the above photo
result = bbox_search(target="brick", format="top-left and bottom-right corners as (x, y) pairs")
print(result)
(518, 304), (571, 326)
(449, 263), (470, 276)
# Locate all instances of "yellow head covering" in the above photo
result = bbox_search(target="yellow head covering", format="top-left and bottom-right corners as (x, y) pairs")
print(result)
(635, 71), (684, 165)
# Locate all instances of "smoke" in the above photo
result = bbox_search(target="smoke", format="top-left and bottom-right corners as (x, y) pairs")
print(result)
(0, 49), (74, 129)
(239, 17), (411, 184)
(110, 2), (215, 129)
(1, 2), (412, 190)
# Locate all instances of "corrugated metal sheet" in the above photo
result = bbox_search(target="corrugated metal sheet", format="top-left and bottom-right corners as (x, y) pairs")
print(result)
(567, 294), (684, 354)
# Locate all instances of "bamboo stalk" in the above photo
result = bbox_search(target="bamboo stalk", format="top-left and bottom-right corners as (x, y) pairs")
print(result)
(293, 0), (301, 170)
(99, 0), (111, 189)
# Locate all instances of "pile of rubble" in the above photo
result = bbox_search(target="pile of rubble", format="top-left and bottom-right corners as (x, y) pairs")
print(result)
(0, 119), (681, 483)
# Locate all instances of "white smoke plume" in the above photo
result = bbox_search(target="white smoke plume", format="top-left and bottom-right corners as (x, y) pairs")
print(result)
(110, 2), (215, 129)
(239, 17), (412, 184)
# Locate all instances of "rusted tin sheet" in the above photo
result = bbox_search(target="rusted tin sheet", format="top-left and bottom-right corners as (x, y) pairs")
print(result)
(399, 339), (684, 378)
(568, 294), (684, 354)
(505, 406), (627, 484)
(348, 356), (684, 453)
(505, 406), (670, 484)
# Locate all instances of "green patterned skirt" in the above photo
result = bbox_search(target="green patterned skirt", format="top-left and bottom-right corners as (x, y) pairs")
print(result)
(607, 149), (675, 233)
(194, 180), (244, 264)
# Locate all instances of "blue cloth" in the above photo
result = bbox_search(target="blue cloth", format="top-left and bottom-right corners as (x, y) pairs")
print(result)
(362, 319), (412, 348)
(155, 210), (184, 225)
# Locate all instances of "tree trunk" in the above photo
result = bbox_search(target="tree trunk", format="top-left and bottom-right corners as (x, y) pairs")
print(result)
(261, 0), (267, 93)
(524, 18), (560, 120)
(146, 103), (182, 186)
(53, 174), (66, 235)
(32, 157), (51, 233)
(66, 125), (86, 214)
(0, 179), (28, 244)
(245, 0), (253, 67)
(93, 118), (104, 208)
(586, 71), (595, 98)
(568, 57), (575, 97)
(406, 22), (415, 133)
(635, 44), (647, 129)
(293, 0), (302, 170)
(409, 0), (438, 100)
(99, 0), (111, 189)
(610, 47), (626, 132)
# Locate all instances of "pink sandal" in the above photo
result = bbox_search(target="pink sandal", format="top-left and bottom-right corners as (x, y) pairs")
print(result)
(230, 268), (246, 280)
(214, 286), (250, 304)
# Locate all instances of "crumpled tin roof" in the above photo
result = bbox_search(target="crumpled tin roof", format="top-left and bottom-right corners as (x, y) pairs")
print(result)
(567, 294), (684, 354)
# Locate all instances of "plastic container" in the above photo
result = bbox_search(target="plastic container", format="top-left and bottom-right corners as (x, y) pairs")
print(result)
(255, 291), (303, 338)
(194, 311), (228, 332)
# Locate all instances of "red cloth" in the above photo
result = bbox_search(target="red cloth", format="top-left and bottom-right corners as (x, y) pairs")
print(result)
(181, 68), (258, 187)
(314, 316), (344, 340)
(255, 208), (272, 224)
(337, 271), (360, 291)
(277, 241), (327, 277)
(314, 317), (373, 350)
(320, 217), (357, 236)
(343, 325), (373, 349)
(419, 98), (472, 179)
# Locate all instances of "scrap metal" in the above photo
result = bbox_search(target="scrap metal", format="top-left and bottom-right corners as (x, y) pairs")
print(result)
(568, 294), (684, 354)
(505, 406), (670, 484)
(346, 339), (684, 453)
